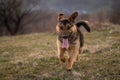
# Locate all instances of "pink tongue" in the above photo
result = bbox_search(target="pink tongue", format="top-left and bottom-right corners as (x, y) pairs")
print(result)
(62, 39), (69, 49)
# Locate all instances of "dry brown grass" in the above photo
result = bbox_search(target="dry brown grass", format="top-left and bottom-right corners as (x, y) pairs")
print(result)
(0, 25), (119, 80)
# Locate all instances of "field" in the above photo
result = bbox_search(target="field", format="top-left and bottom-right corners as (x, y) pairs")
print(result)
(0, 24), (120, 80)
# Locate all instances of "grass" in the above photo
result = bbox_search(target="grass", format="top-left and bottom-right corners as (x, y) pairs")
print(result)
(0, 24), (120, 80)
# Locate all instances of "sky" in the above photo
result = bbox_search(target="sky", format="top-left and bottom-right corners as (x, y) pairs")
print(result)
(26, 0), (112, 13)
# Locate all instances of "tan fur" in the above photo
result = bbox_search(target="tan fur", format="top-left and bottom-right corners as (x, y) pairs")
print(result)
(56, 12), (87, 70)
(57, 35), (81, 70)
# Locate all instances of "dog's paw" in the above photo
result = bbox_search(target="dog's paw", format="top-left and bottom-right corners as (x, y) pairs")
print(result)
(60, 58), (66, 63)
(66, 68), (73, 72)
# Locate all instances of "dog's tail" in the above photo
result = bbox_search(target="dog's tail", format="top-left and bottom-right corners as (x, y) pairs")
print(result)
(76, 21), (91, 32)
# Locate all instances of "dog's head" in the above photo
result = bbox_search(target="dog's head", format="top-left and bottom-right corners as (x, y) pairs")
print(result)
(56, 12), (78, 48)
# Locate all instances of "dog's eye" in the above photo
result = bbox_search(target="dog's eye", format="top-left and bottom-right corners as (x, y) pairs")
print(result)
(60, 27), (63, 30)
(67, 26), (71, 30)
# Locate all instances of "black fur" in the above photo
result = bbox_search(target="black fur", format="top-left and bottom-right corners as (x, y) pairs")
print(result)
(60, 19), (71, 25)
(79, 30), (84, 47)
(76, 21), (91, 32)
(76, 21), (91, 47)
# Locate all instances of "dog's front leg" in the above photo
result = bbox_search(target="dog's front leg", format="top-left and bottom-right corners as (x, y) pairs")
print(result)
(57, 46), (66, 63)
(67, 46), (78, 70)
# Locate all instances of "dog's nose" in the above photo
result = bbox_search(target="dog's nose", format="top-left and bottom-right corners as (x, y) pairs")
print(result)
(62, 35), (68, 39)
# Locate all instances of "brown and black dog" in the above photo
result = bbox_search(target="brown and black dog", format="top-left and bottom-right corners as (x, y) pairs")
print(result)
(56, 12), (91, 71)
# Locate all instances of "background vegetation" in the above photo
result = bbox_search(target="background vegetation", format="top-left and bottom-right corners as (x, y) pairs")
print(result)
(0, 0), (120, 80)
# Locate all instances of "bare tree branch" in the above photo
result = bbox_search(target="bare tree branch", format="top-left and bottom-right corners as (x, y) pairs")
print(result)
(0, 0), (30, 35)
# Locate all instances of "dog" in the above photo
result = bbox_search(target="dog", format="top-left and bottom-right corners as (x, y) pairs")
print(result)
(56, 12), (91, 71)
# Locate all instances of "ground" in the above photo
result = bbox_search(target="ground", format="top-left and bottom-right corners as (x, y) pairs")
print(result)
(0, 24), (120, 80)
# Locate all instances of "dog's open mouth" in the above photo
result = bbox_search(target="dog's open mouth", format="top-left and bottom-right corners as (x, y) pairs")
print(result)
(62, 38), (69, 49)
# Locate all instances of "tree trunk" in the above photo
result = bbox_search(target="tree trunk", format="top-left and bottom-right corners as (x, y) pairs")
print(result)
(4, 20), (14, 35)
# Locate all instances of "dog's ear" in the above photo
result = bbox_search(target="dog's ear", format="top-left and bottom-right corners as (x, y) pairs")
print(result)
(57, 13), (64, 21)
(69, 12), (78, 23)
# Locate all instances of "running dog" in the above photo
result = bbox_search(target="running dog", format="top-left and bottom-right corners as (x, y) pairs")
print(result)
(56, 12), (91, 71)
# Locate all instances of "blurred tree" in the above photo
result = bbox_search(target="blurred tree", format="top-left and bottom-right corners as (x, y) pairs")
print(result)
(0, 0), (30, 35)
(110, 0), (120, 24)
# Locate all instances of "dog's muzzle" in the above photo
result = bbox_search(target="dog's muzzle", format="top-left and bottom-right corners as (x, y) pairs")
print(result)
(62, 35), (68, 39)
(59, 34), (70, 49)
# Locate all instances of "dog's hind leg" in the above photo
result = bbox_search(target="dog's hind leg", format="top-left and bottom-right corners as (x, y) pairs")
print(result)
(76, 47), (83, 61)
(76, 30), (84, 61)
